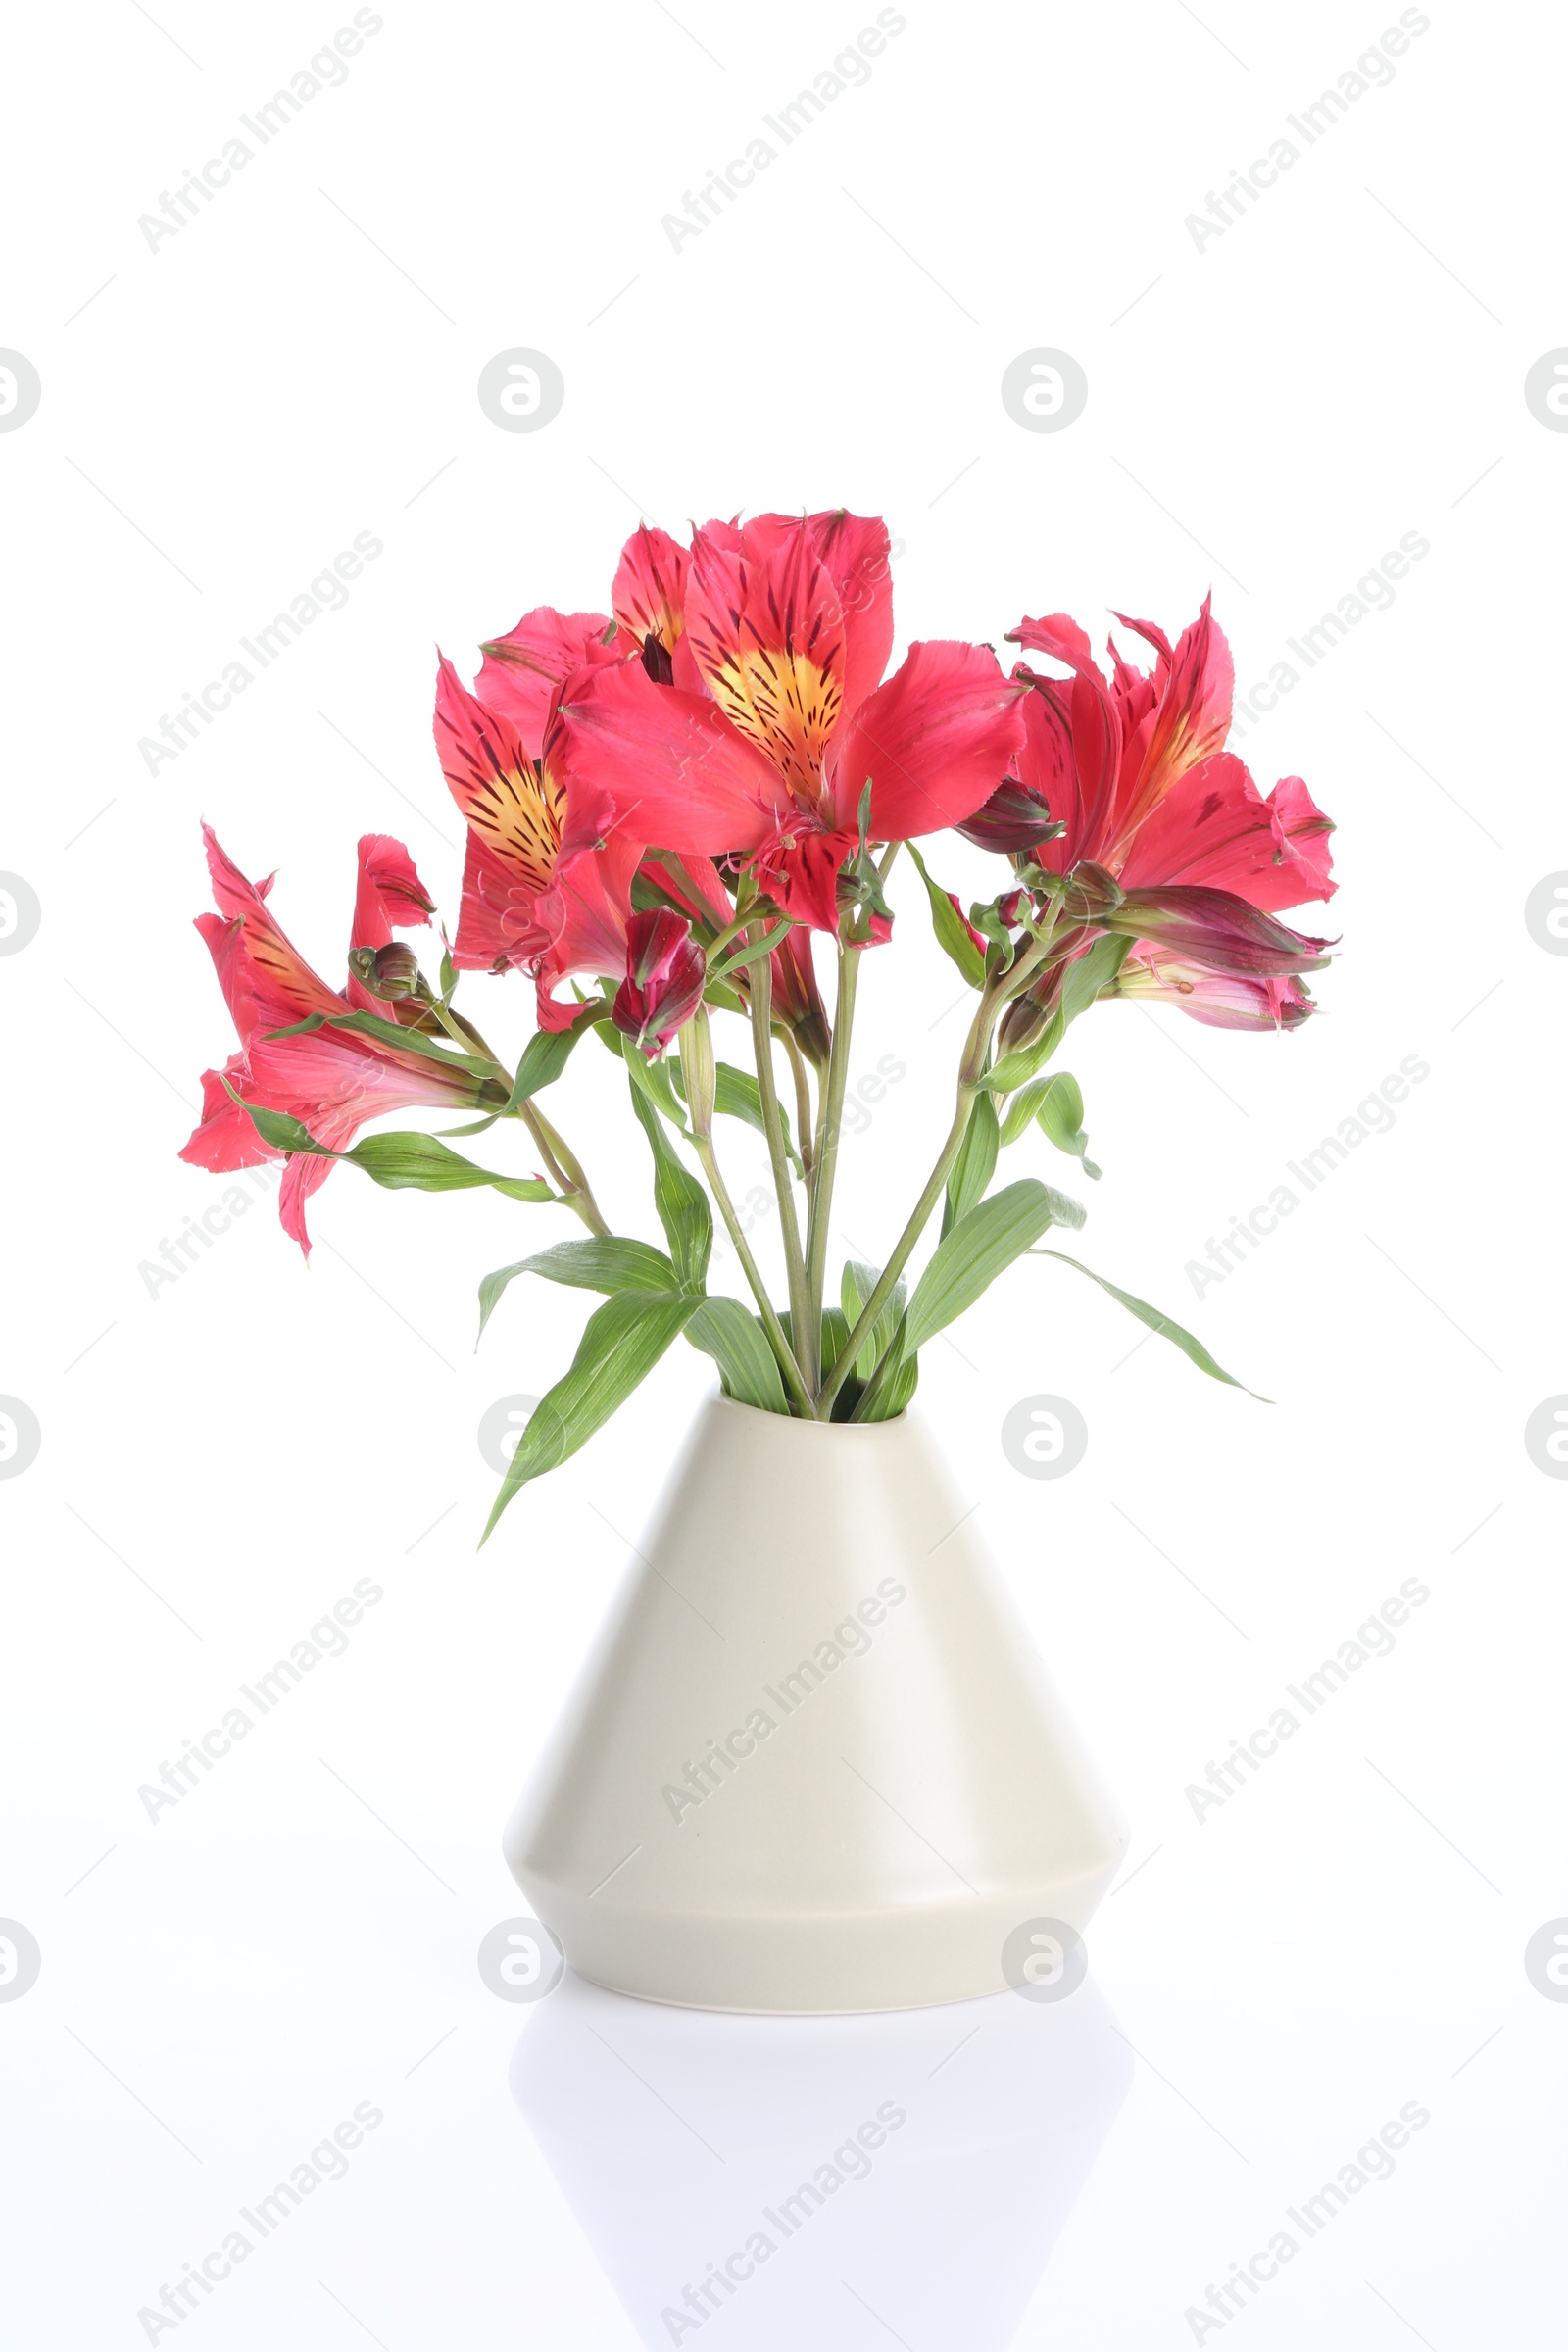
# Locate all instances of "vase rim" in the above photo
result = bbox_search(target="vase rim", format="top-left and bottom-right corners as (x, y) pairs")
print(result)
(708, 1390), (909, 1438)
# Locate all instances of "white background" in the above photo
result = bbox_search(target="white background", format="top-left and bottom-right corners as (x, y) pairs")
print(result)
(2, 0), (1565, 2345)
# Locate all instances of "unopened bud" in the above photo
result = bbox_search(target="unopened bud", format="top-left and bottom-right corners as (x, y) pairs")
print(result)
(366, 942), (421, 999)
(679, 1004), (717, 1139)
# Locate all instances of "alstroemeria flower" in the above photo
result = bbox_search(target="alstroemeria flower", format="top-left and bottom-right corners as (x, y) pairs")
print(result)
(555, 511), (1028, 937)
(1111, 953), (1316, 1031)
(612, 908), (707, 1057)
(960, 599), (1335, 1030)
(180, 826), (492, 1251)
(433, 641), (641, 1030)
(983, 604), (1336, 908)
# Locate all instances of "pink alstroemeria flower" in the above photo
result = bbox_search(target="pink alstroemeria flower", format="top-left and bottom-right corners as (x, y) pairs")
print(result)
(180, 826), (491, 1251)
(433, 619), (642, 1030)
(555, 511), (1028, 936)
(964, 600), (1336, 1030)
(1112, 953), (1316, 1031)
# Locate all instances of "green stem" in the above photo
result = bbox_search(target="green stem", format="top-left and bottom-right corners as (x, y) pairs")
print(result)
(804, 940), (861, 1386)
(816, 932), (1054, 1414)
(693, 1136), (817, 1417)
(748, 943), (815, 1389)
(777, 1025), (815, 1181)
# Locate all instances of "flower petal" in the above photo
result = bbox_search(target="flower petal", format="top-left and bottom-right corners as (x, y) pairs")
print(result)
(199, 826), (343, 1031)
(474, 609), (618, 757)
(352, 834), (433, 953)
(433, 655), (564, 900)
(612, 526), (690, 657)
(554, 659), (785, 851)
(823, 640), (1027, 839)
(808, 509), (893, 717)
(1118, 752), (1337, 912)
(684, 515), (846, 799)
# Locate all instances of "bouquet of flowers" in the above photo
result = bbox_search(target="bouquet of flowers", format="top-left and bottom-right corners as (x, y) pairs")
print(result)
(179, 510), (1335, 1535)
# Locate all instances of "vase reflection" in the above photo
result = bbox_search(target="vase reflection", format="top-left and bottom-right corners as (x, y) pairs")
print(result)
(510, 1969), (1132, 2350)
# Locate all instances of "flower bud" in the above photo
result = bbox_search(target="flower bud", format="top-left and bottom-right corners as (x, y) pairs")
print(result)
(612, 908), (707, 1058)
(678, 1004), (717, 1138)
(366, 942), (421, 999)
(955, 780), (1063, 854)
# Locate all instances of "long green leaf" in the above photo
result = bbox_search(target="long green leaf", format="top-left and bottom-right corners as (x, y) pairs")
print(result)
(1030, 1250), (1266, 1397)
(841, 1260), (907, 1382)
(852, 1314), (920, 1422)
(481, 1290), (702, 1540)
(942, 1092), (1000, 1238)
(685, 1297), (789, 1413)
(343, 1131), (554, 1202)
(627, 1078), (711, 1291)
(906, 842), (986, 988)
(906, 1177), (1085, 1351)
(476, 1237), (675, 1344)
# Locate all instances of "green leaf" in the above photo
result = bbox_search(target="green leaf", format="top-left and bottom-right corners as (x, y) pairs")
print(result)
(840, 1261), (907, 1382)
(627, 1078), (712, 1291)
(1030, 1250), (1266, 1398)
(620, 1036), (693, 1135)
(906, 1177), (1085, 1351)
(686, 1297), (789, 1413)
(504, 1005), (606, 1113)
(225, 1091), (334, 1156)
(476, 1237), (676, 1344)
(344, 1131), (555, 1202)
(482, 1289), (703, 1539)
(854, 1323), (920, 1422)
(906, 841), (986, 989)
(670, 1058), (802, 1175)
(1031, 1070), (1101, 1178)
(709, 923), (795, 984)
(942, 1092), (1000, 1239)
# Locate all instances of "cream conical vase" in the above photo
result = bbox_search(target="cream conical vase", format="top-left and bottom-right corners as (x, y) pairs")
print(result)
(504, 1395), (1128, 2012)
